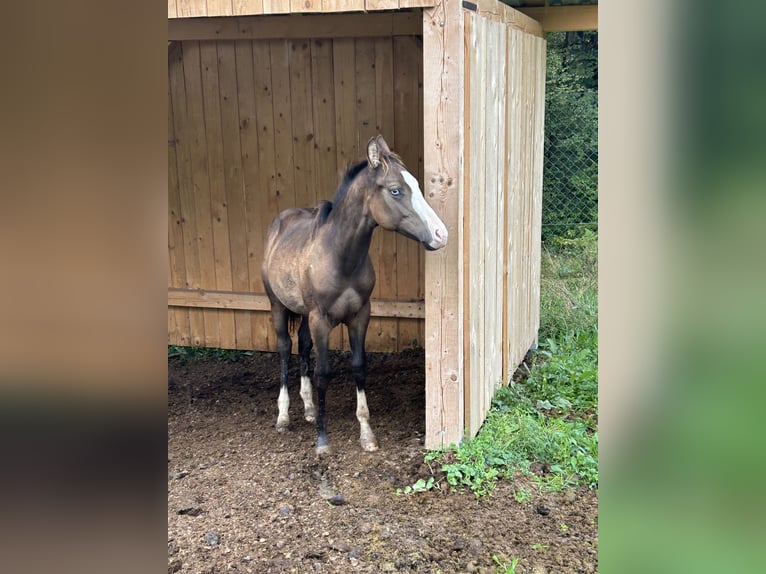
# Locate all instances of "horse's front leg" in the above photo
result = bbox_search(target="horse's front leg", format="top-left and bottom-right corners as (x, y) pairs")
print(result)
(348, 302), (378, 452)
(309, 311), (333, 455)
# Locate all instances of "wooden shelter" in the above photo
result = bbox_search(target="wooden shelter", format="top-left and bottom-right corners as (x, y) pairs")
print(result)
(168, 0), (596, 448)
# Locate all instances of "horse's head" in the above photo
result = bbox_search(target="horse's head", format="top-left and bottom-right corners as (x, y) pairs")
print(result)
(364, 136), (449, 251)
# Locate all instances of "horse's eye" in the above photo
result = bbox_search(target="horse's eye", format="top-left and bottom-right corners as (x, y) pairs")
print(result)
(389, 188), (401, 197)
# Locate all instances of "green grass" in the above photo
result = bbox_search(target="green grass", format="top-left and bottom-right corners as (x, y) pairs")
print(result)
(168, 345), (252, 364)
(422, 230), (598, 497)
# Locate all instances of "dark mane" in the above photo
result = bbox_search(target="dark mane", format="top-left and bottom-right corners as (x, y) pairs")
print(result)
(333, 160), (368, 204)
(311, 200), (334, 238)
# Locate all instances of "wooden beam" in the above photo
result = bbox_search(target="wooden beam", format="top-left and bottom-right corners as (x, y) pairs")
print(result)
(423, 0), (465, 450)
(168, 288), (426, 319)
(517, 5), (597, 32)
(168, 12), (423, 41)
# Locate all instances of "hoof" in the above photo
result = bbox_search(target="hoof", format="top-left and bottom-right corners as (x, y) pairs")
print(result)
(361, 437), (379, 452)
(316, 444), (332, 456)
(361, 441), (379, 452)
(276, 419), (289, 433)
(305, 415), (316, 423)
(304, 407), (316, 423)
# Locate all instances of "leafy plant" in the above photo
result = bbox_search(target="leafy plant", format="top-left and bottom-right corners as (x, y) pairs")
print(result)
(493, 555), (520, 574)
(395, 476), (436, 495)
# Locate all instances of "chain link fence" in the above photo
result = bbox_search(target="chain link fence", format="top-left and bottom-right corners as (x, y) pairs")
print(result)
(542, 33), (598, 244)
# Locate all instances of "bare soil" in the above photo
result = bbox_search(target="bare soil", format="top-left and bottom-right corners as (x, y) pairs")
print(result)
(168, 349), (597, 574)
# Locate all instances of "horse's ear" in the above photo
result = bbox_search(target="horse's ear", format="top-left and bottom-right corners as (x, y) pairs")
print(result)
(375, 135), (392, 158)
(367, 137), (381, 169)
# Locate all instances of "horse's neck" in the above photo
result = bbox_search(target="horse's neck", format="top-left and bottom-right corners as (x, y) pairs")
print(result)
(322, 186), (376, 275)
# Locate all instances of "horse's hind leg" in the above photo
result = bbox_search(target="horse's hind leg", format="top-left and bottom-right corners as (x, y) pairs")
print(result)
(271, 304), (292, 432)
(309, 311), (333, 455)
(298, 316), (316, 422)
(348, 302), (378, 452)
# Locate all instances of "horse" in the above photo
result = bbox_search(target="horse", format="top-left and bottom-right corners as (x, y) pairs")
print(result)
(261, 135), (448, 455)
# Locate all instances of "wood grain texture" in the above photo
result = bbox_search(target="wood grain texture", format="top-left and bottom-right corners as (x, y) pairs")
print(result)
(169, 43), (206, 346)
(423, 0), (465, 449)
(217, 41), (254, 349)
(200, 41), (236, 348)
(169, 289), (425, 318)
(168, 71), (190, 346)
(262, 0), (290, 14)
(168, 13), (423, 40)
(233, 0), (263, 15)
(467, 11), (485, 436)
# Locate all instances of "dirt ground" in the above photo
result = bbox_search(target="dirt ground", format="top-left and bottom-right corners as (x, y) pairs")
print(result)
(168, 349), (597, 574)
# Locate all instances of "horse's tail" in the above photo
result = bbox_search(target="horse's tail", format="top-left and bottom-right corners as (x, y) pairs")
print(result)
(287, 311), (301, 335)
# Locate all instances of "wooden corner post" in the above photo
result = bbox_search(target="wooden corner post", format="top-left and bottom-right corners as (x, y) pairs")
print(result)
(423, 0), (465, 450)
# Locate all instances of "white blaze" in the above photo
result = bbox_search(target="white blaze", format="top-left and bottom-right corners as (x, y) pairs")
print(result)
(401, 170), (449, 249)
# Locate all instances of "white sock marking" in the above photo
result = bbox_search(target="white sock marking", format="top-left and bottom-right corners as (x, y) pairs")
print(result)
(277, 385), (290, 427)
(300, 376), (316, 420)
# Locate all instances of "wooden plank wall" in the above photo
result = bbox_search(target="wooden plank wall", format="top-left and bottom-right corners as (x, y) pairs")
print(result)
(169, 0), (434, 19)
(168, 21), (424, 352)
(463, 7), (546, 438)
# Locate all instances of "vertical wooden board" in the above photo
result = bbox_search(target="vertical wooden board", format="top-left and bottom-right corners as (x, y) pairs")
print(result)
(332, 38), (358, 171)
(168, 0), (178, 18)
(207, 0), (234, 16)
(234, 40), (270, 350)
(287, 37), (323, 352)
(423, 0), (464, 449)
(415, 31), (426, 351)
(524, 33), (536, 357)
(200, 41), (237, 349)
(252, 39), (280, 350)
(183, 41), (220, 347)
(262, 1), (290, 14)
(218, 41), (253, 350)
(233, 1), (263, 16)
(461, 10), (472, 442)
(505, 28), (520, 376)
(491, 19), (507, 405)
(170, 43), (206, 346)
(270, 40), (297, 212)
(372, 36), (399, 352)
(310, 38), (338, 202)
(531, 36), (546, 339)
(467, 14), (485, 436)
(178, 0), (207, 18)
(168, 74), (190, 346)
(354, 38), (386, 352)
(482, 19), (501, 421)
(522, 32), (535, 362)
(393, 35), (421, 350)
(310, 37), (338, 349)
(289, 39), (317, 212)
(331, 37), (357, 352)
(269, 39), (300, 352)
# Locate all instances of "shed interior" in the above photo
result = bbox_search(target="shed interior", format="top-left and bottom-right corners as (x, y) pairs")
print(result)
(168, 11), (428, 354)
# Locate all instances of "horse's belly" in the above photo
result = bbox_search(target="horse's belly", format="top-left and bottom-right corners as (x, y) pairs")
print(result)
(267, 260), (309, 315)
(327, 287), (367, 321)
